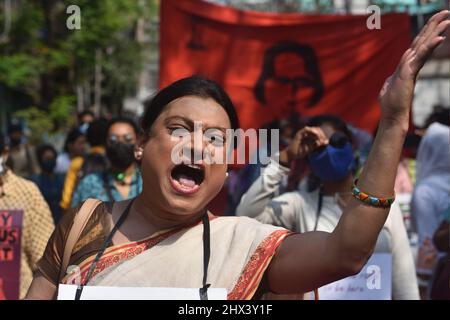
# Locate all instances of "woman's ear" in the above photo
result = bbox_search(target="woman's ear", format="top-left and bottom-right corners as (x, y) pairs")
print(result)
(135, 147), (143, 162)
(134, 133), (146, 161)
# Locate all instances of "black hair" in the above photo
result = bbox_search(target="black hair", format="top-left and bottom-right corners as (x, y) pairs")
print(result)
(36, 144), (57, 165)
(306, 114), (353, 144)
(404, 133), (422, 150)
(64, 128), (85, 153)
(7, 123), (23, 135)
(424, 105), (450, 128)
(254, 41), (324, 107)
(105, 117), (140, 142)
(78, 110), (95, 123)
(141, 75), (239, 134)
(0, 133), (5, 153)
(86, 118), (108, 147)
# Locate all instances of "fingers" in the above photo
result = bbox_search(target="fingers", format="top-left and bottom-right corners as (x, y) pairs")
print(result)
(413, 35), (446, 73)
(432, 18), (450, 39)
(290, 126), (330, 159)
(411, 10), (446, 48)
(412, 10), (449, 52)
(405, 11), (449, 75)
(299, 126), (329, 155)
(301, 126), (329, 145)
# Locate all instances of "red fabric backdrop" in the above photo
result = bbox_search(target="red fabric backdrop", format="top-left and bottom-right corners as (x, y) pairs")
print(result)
(159, 0), (412, 133)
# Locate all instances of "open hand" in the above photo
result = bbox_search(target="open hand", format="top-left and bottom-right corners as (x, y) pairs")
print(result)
(379, 10), (449, 127)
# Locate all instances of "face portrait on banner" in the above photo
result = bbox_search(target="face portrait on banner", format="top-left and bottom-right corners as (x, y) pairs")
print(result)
(254, 41), (324, 119)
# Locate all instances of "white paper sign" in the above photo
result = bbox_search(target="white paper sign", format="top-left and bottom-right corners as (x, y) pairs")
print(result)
(57, 284), (228, 300)
(318, 253), (392, 300)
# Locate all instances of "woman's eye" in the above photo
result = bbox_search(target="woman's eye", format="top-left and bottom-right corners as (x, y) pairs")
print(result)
(206, 132), (225, 146)
(168, 127), (190, 138)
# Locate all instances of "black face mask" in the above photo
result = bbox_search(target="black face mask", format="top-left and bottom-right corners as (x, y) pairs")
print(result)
(41, 159), (57, 173)
(106, 142), (135, 170)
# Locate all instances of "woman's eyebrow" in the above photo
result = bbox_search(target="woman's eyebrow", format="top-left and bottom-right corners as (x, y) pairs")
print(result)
(164, 116), (194, 127)
(204, 126), (227, 134)
(165, 116), (228, 133)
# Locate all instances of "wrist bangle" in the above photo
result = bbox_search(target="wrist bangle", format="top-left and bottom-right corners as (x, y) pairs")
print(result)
(351, 179), (395, 208)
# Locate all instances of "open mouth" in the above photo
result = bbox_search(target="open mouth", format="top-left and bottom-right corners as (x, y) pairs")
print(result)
(169, 163), (205, 194)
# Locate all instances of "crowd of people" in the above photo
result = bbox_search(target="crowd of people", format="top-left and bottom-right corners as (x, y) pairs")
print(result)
(2, 103), (448, 300)
(0, 10), (449, 301)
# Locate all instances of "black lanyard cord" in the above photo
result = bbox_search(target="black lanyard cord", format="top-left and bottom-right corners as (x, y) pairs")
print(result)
(313, 187), (323, 232)
(200, 213), (211, 300)
(74, 200), (211, 301)
(75, 199), (134, 300)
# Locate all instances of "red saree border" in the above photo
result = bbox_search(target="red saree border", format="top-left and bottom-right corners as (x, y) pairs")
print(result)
(63, 215), (218, 285)
(227, 229), (291, 300)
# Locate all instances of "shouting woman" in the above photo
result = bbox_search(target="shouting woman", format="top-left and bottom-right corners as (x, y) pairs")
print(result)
(26, 11), (450, 300)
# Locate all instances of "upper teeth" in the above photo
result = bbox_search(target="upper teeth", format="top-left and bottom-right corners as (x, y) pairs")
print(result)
(186, 164), (202, 170)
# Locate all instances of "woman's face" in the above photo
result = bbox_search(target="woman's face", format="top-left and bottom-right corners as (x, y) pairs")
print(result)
(107, 123), (137, 145)
(264, 53), (316, 117)
(139, 95), (231, 216)
(70, 135), (87, 157)
(41, 149), (56, 162)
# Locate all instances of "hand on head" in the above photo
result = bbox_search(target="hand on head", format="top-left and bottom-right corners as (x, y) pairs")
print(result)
(280, 126), (329, 165)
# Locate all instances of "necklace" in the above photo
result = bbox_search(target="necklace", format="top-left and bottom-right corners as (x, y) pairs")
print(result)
(113, 171), (133, 186)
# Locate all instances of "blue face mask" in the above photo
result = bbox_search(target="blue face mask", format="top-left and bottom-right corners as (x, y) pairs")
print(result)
(308, 142), (354, 182)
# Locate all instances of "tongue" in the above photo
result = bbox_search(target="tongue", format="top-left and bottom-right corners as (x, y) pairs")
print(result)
(178, 174), (197, 188)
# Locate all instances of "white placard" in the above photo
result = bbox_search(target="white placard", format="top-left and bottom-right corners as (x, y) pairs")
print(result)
(57, 284), (228, 300)
(318, 253), (392, 300)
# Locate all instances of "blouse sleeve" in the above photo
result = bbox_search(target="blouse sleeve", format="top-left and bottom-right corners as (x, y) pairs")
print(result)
(35, 205), (81, 285)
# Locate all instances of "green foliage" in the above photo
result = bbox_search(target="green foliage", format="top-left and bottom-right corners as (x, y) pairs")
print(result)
(63, 0), (148, 85)
(1, 0), (156, 137)
(13, 107), (54, 145)
(0, 54), (43, 87)
(49, 95), (77, 127)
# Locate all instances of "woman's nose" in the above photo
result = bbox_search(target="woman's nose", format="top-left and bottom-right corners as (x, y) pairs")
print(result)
(184, 130), (210, 163)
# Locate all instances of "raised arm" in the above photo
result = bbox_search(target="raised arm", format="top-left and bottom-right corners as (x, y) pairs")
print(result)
(266, 10), (450, 294)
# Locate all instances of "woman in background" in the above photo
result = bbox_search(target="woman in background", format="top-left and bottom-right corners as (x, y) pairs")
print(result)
(70, 117), (142, 207)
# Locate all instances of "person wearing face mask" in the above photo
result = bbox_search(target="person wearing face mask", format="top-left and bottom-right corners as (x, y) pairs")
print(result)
(70, 117), (142, 207)
(0, 134), (54, 299)
(31, 145), (66, 224)
(6, 123), (40, 179)
(237, 115), (419, 300)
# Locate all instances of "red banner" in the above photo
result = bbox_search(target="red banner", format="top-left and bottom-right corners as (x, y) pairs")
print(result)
(159, 0), (411, 133)
(0, 210), (23, 300)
